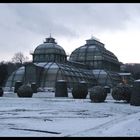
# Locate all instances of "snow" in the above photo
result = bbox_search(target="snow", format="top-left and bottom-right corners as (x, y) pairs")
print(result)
(0, 91), (140, 137)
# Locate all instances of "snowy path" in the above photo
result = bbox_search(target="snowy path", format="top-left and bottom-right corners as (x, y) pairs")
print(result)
(68, 112), (140, 137)
(0, 92), (140, 137)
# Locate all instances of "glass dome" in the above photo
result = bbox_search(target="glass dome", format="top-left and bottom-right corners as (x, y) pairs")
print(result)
(69, 37), (120, 71)
(32, 37), (67, 63)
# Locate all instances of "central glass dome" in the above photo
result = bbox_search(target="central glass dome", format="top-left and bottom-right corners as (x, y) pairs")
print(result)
(32, 37), (67, 63)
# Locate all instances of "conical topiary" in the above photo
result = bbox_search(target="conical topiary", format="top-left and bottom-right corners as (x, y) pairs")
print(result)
(17, 84), (33, 98)
(89, 86), (107, 102)
(72, 81), (88, 99)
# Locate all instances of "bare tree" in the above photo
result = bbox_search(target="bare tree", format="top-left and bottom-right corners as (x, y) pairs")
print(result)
(12, 52), (29, 64)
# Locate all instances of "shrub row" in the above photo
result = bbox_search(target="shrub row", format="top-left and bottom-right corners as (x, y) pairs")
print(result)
(13, 80), (140, 107)
(55, 80), (109, 102)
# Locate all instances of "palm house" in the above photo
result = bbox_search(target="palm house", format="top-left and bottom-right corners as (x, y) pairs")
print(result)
(5, 35), (128, 92)
(69, 37), (122, 87)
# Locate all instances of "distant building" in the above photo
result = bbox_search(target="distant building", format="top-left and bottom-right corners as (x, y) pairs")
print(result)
(118, 73), (134, 85)
(5, 36), (133, 91)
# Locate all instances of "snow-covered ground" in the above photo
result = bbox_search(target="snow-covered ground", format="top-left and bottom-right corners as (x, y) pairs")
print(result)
(0, 91), (140, 137)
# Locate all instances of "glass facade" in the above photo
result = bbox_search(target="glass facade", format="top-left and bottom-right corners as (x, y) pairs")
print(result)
(5, 36), (126, 91)
(69, 38), (120, 71)
(5, 66), (25, 90)
(32, 37), (66, 63)
(5, 62), (97, 91)
(36, 62), (97, 89)
(93, 70), (121, 87)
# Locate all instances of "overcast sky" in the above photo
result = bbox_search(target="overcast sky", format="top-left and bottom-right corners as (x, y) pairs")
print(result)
(0, 3), (140, 63)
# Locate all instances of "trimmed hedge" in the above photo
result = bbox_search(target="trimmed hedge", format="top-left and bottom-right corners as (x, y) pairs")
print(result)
(17, 84), (33, 98)
(89, 86), (107, 102)
(72, 81), (88, 99)
(55, 80), (68, 97)
(112, 84), (131, 103)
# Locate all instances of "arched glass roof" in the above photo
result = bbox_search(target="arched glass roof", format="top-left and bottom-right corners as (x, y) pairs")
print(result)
(69, 37), (120, 71)
(32, 37), (67, 63)
(5, 66), (25, 90)
(35, 62), (97, 89)
(5, 62), (97, 91)
(34, 43), (66, 55)
(92, 69), (122, 87)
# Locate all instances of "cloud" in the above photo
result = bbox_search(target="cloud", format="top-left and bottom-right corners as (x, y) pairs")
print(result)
(0, 3), (140, 62)
(2, 3), (140, 36)
(32, 3), (132, 32)
(3, 3), (136, 37)
(5, 3), (78, 38)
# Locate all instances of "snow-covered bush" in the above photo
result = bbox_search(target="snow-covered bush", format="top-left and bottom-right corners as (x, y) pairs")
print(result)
(72, 81), (88, 99)
(112, 84), (131, 103)
(17, 84), (33, 97)
(89, 86), (107, 102)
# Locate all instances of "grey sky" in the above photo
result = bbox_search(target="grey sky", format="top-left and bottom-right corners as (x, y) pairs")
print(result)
(0, 3), (140, 63)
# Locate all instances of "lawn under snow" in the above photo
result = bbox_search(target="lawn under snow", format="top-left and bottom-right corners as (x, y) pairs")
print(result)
(0, 91), (140, 137)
